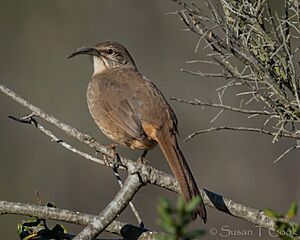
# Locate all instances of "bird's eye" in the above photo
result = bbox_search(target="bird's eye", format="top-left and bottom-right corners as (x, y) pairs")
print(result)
(106, 49), (114, 55)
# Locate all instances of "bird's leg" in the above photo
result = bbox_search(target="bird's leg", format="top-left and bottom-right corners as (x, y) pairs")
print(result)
(107, 143), (122, 169)
(96, 143), (122, 168)
(137, 150), (148, 164)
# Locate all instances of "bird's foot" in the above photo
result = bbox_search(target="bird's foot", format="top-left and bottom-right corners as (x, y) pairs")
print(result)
(111, 152), (122, 169)
(96, 143), (122, 168)
(137, 150), (149, 165)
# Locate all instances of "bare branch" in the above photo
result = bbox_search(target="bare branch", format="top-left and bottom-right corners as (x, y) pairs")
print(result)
(112, 166), (144, 227)
(273, 143), (300, 163)
(74, 174), (142, 240)
(0, 200), (158, 240)
(9, 114), (108, 166)
(184, 126), (300, 142)
(0, 84), (115, 159)
(171, 97), (275, 116)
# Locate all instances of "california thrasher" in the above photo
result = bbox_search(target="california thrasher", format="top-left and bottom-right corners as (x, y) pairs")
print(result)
(68, 41), (207, 222)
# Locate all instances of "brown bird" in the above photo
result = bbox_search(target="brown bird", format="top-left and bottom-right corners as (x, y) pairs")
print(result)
(68, 41), (207, 222)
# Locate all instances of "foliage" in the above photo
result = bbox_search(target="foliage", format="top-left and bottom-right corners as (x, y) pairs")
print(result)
(157, 196), (205, 240)
(264, 201), (299, 240)
(17, 203), (69, 240)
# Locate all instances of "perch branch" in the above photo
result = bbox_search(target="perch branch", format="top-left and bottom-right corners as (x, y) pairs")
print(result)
(112, 166), (144, 227)
(74, 174), (142, 240)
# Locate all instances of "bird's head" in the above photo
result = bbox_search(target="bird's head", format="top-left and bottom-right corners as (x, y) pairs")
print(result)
(68, 41), (137, 75)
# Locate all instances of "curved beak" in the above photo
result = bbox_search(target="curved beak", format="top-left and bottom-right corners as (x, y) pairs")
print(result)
(67, 47), (100, 59)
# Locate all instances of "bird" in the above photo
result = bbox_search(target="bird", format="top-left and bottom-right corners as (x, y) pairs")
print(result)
(68, 41), (207, 222)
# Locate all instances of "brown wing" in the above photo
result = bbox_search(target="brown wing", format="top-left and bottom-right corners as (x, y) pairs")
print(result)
(92, 75), (144, 140)
(141, 75), (179, 135)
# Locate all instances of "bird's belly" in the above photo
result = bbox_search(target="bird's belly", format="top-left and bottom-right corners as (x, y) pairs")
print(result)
(93, 115), (156, 150)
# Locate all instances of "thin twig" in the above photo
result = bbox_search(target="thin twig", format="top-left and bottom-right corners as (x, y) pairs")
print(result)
(273, 144), (300, 163)
(171, 97), (275, 115)
(184, 126), (300, 142)
(9, 114), (108, 167)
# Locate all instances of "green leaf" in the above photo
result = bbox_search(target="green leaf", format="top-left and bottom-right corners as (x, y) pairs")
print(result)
(287, 202), (298, 219)
(275, 221), (300, 240)
(264, 208), (284, 218)
(16, 224), (23, 235)
(186, 197), (201, 213)
(23, 233), (38, 240)
(156, 196), (205, 239)
(157, 208), (174, 227)
(157, 198), (175, 232)
(176, 196), (185, 213)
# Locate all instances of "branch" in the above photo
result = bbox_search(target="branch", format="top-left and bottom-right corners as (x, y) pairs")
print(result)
(0, 200), (158, 240)
(112, 166), (144, 227)
(0, 84), (116, 161)
(0, 83), (297, 235)
(8, 114), (106, 166)
(74, 174), (142, 240)
(171, 97), (275, 116)
(184, 126), (300, 142)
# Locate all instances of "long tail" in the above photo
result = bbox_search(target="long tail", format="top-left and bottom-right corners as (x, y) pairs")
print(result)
(155, 130), (207, 223)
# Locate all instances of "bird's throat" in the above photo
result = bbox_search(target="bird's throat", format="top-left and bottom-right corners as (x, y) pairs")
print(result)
(93, 56), (109, 75)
